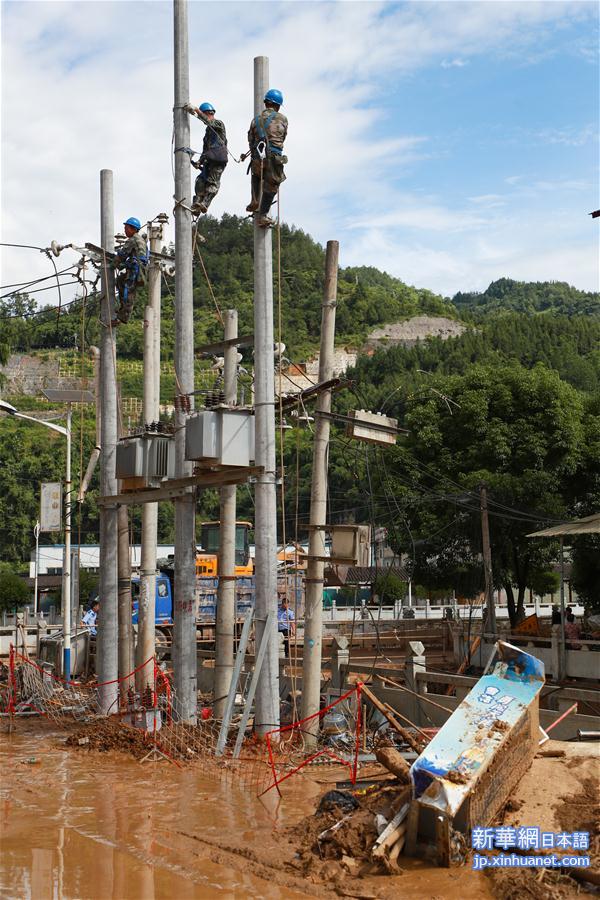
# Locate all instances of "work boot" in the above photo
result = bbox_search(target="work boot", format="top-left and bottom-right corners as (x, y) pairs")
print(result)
(246, 200), (259, 212)
(192, 198), (208, 214)
(257, 215), (274, 228)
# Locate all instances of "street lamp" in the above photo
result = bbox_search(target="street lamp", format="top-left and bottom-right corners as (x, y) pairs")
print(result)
(0, 390), (93, 680)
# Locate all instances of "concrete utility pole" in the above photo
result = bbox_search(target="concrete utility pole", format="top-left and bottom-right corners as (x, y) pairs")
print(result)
(62, 404), (72, 681)
(214, 310), (238, 717)
(97, 169), (119, 713)
(253, 55), (280, 735)
(479, 483), (497, 635)
(137, 223), (163, 688)
(301, 241), (339, 743)
(172, 0), (197, 722)
(117, 504), (133, 690)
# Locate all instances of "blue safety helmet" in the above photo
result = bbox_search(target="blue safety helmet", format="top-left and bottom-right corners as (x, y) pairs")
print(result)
(199, 102), (216, 113)
(124, 217), (141, 230)
(264, 88), (283, 106)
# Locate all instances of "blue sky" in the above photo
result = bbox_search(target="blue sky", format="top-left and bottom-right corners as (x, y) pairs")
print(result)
(1, 1), (598, 301)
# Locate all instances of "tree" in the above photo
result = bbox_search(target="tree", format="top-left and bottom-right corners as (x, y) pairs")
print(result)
(364, 364), (586, 626)
(529, 569), (560, 597)
(571, 536), (600, 613)
(0, 563), (30, 612)
(374, 571), (407, 603)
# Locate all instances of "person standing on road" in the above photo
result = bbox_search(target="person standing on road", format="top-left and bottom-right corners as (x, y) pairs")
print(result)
(82, 599), (99, 636)
(277, 597), (295, 657)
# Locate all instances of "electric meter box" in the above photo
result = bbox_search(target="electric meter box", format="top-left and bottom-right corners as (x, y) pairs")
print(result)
(185, 409), (255, 467)
(330, 524), (371, 566)
(115, 433), (175, 489)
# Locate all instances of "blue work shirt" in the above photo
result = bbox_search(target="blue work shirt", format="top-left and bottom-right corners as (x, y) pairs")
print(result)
(82, 608), (98, 636)
(277, 606), (294, 632)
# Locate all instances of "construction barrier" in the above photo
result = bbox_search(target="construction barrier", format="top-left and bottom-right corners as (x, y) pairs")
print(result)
(2, 646), (363, 796)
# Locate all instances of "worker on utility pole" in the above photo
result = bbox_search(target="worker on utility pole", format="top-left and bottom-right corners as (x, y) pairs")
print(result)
(112, 217), (148, 325)
(246, 88), (287, 228)
(184, 102), (228, 215)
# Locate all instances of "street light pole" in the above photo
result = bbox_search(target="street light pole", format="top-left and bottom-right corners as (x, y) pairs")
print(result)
(0, 400), (72, 674)
(33, 521), (40, 617)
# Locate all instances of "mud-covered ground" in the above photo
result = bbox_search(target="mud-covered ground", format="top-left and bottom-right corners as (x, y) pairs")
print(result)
(1, 719), (597, 900)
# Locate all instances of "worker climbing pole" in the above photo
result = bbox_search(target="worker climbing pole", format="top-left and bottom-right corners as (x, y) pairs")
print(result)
(112, 217), (149, 325)
(245, 88), (288, 228)
(183, 102), (229, 215)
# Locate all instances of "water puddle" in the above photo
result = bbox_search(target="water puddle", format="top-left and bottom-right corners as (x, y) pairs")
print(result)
(1, 723), (319, 899)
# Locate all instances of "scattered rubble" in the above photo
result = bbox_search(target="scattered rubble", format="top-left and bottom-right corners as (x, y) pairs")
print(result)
(65, 720), (151, 758)
(287, 775), (411, 883)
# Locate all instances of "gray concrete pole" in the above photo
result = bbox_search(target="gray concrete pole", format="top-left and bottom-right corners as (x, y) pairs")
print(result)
(138, 223), (163, 689)
(172, 0), (197, 723)
(214, 309), (238, 717)
(253, 56), (280, 735)
(117, 503), (134, 692)
(300, 241), (339, 744)
(62, 405), (72, 681)
(97, 169), (119, 714)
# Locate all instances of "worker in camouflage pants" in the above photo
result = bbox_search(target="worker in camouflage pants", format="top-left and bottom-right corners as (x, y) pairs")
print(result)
(112, 217), (148, 325)
(184, 102), (228, 214)
(246, 88), (288, 227)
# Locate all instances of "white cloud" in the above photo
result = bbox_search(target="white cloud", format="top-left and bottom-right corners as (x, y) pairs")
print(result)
(533, 124), (597, 146)
(441, 58), (468, 68)
(468, 194), (507, 208)
(342, 199), (599, 296)
(0, 0), (598, 304)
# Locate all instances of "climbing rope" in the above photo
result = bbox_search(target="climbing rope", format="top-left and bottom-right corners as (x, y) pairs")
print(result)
(192, 223), (224, 325)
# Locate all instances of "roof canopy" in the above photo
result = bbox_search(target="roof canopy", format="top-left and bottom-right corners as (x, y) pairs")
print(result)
(527, 512), (600, 539)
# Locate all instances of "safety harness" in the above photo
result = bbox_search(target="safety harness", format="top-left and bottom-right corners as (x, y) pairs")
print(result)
(253, 111), (281, 158)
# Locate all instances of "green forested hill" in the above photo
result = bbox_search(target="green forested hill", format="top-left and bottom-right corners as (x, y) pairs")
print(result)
(1, 215), (599, 610)
(453, 277), (600, 318)
(349, 312), (600, 398)
(0, 215), (455, 363)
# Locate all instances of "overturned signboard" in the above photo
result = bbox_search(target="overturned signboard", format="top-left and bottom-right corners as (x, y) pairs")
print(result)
(407, 641), (544, 865)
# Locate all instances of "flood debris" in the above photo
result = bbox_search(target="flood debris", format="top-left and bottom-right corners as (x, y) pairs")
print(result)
(288, 767), (412, 884)
(374, 746), (411, 783)
(407, 641), (545, 866)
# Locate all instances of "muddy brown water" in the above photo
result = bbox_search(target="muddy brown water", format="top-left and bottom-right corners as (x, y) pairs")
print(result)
(1, 722), (493, 900)
(1, 723), (320, 899)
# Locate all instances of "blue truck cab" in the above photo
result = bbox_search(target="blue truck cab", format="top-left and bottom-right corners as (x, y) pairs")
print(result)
(131, 574), (173, 625)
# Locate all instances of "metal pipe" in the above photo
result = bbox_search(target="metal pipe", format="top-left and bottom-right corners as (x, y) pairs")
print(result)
(172, 0), (197, 723)
(253, 55), (279, 735)
(301, 241), (338, 744)
(214, 309), (238, 717)
(97, 169), (119, 714)
(559, 535), (566, 680)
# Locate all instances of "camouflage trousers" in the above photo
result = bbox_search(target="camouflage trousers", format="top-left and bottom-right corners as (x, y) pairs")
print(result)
(116, 260), (145, 323)
(250, 157), (286, 212)
(194, 162), (226, 208)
